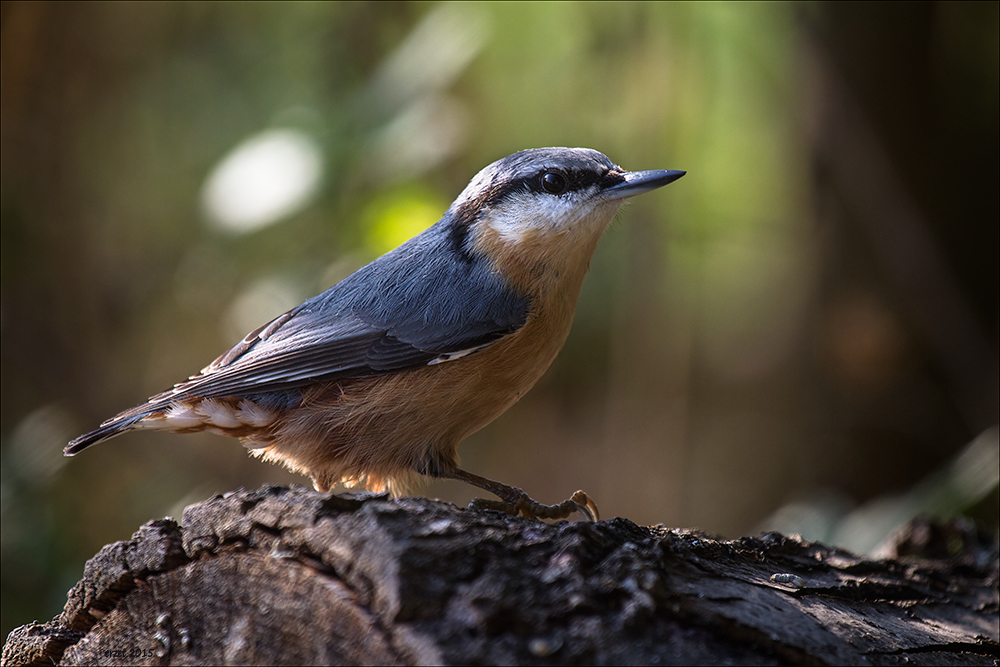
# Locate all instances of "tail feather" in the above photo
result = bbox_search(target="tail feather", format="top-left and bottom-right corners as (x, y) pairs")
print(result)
(64, 413), (147, 456)
(65, 391), (286, 455)
(65, 389), (186, 456)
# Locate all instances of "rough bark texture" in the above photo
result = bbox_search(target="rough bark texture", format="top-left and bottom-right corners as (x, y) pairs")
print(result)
(3, 485), (998, 666)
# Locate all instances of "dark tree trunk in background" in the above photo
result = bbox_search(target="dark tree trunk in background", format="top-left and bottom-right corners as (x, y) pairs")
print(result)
(802, 3), (1000, 503)
(3, 485), (997, 666)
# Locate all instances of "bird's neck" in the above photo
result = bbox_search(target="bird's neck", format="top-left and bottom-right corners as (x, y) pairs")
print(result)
(469, 204), (621, 308)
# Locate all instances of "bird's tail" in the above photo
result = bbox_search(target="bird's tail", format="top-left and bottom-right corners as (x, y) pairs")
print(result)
(64, 413), (147, 456)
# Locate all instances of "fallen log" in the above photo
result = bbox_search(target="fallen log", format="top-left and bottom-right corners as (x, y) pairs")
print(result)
(4, 485), (997, 665)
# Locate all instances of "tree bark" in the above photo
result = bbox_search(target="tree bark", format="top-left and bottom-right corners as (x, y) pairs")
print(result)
(3, 485), (997, 666)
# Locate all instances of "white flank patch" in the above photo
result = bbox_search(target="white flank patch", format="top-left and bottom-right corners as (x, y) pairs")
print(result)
(236, 399), (278, 427)
(133, 398), (275, 432)
(134, 403), (202, 430)
(194, 399), (243, 429)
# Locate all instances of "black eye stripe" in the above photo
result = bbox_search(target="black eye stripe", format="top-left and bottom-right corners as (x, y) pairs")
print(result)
(450, 166), (626, 230)
(521, 168), (615, 196)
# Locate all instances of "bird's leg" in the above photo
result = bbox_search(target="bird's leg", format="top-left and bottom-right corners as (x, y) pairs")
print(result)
(438, 467), (599, 522)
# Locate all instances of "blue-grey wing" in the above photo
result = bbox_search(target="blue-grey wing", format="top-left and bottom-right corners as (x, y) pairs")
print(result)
(162, 224), (530, 401)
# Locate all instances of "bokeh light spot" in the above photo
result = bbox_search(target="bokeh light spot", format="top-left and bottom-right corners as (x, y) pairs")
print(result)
(202, 128), (324, 234)
(362, 188), (446, 257)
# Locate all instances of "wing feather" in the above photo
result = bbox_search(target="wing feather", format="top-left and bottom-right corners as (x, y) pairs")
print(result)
(149, 219), (530, 404)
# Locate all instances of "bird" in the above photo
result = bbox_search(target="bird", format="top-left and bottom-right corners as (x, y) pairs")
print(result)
(66, 147), (684, 521)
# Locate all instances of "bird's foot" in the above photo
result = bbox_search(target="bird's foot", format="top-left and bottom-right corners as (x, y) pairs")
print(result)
(436, 466), (600, 522)
(469, 489), (599, 522)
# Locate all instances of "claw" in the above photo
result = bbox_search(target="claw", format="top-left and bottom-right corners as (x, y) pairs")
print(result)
(570, 490), (600, 522)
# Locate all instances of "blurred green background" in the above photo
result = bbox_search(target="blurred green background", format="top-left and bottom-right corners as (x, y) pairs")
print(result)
(2, 1), (997, 636)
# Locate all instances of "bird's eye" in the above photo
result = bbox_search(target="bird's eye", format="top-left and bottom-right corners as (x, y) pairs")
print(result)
(540, 172), (567, 194)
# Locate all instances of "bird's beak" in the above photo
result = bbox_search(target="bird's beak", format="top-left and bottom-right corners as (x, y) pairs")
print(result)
(603, 169), (686, 200)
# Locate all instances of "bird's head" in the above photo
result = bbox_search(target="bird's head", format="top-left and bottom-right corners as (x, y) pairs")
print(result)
(446, 147), (684, 296)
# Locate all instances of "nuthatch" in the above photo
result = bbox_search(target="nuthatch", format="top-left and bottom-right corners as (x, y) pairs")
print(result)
(66, 148), (684, 521)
